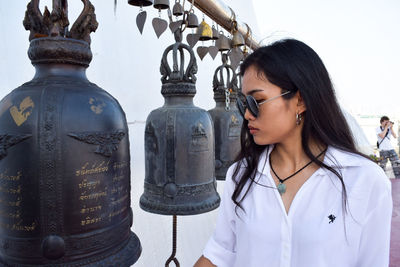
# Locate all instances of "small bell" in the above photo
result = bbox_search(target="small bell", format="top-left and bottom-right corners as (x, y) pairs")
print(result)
(187, 10), (199, 28)
(172, 0), (183, 16)
(231, 30), (245, 47)
(216, 32), (231, 52)
(153, 0), (169, 9)
(128, 0), (153, 6)
(196, 19), (212, 41)
(211, 25), (219, 40)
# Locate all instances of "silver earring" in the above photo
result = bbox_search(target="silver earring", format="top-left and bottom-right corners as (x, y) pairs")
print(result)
(296, 112), (302, 125)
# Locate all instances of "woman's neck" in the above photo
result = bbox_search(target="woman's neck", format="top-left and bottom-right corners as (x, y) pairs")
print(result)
(271, 138), (326, 171)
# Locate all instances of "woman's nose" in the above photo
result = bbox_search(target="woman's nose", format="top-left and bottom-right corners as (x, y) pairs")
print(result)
(244, 108), (255, 121)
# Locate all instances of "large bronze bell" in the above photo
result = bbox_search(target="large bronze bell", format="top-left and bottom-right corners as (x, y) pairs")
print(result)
(128, 0), (154, 6)
(153, 0), (170, 9)
(140, 31), (220, 215)
(0, 1), (141, 265)
(208, 54), (243, 180)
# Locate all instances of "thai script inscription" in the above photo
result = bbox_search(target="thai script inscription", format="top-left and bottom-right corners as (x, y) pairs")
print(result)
(113, 161), (128, 170)
(76, 160), (129, 227)
(75, 161), (109, 177)
(0, 221), (37, 232)
(0, 185), (21, 194)
(81, 216), (102, 226)
(0, 170), (37, 232)
(78, 179), (100, 190)
(79, 191), (107, 201)
(0, 171), (22, 181)
(80, 205), (102, 214)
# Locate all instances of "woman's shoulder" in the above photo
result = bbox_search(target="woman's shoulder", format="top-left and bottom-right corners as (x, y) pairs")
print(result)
(326, 146), (391, 193)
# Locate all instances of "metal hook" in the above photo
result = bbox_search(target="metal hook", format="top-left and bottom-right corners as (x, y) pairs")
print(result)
(188, 0), (195, 13)
(228, 7), (237, 31)
(244, 23), (251, 40)
(244, 23), (252, 49)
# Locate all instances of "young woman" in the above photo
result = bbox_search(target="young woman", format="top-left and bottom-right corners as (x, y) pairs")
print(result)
(194, 39), (392, 267)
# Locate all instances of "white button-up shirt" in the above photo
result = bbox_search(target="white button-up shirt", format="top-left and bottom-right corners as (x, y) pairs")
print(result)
(203, 146), (392, 267)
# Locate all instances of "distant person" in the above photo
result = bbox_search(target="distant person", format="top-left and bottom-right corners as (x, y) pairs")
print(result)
(194, 39), (392, 267)
(377, 116), (400, 178)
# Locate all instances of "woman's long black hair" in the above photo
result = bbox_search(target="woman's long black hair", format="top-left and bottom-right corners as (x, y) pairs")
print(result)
(232, 38), (369, 212)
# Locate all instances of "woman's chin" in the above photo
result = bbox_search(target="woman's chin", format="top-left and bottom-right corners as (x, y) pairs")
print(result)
(253, 136), (271, 146)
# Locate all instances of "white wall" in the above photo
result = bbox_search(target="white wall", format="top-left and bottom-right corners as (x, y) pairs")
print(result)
(0, 1), (260, 266)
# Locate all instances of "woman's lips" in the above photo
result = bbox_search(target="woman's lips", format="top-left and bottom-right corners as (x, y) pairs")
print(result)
(248, 126), (259, 134)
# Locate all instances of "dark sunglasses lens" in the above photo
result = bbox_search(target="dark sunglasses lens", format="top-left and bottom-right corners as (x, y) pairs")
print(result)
(236, 97), (245, 117)
(246, 95), (259, 117)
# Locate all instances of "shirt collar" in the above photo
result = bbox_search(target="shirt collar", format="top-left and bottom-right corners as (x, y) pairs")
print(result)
(256, 145), (364, 175)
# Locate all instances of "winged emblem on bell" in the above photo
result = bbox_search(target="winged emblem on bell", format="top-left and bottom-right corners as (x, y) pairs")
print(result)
(68, 130), (125, 157)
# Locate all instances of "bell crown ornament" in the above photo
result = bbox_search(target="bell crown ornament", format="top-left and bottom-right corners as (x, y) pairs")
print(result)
(23, 0), (98, 67)
(128, 0), (154, 7)
(160, 31), (198, 86)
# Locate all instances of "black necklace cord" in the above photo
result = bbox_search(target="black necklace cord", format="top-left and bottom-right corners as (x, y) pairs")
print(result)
(269, 149), (327, 183)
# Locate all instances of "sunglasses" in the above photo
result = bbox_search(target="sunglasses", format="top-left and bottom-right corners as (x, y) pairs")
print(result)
(237, 91), (291, 118)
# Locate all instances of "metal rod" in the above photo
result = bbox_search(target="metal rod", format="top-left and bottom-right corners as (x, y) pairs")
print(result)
(192, 0), (260, 50)
(165, 215), (180, 267)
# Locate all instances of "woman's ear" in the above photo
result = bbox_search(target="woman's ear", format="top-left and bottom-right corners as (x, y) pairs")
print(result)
(296, 91), (307, 113)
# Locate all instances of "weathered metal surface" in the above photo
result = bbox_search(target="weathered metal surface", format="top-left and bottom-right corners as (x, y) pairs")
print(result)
(0, 1), (141, 265)
(141, 32), (220, 215)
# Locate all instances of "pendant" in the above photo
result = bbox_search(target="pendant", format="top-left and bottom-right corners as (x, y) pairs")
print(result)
(277, 183), (286, 195)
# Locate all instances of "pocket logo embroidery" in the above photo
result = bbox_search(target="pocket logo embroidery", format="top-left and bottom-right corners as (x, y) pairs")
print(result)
(328, 214), (336, 224)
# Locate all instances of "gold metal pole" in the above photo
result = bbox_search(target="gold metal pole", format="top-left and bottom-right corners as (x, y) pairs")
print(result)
(193, 0), (260, 50)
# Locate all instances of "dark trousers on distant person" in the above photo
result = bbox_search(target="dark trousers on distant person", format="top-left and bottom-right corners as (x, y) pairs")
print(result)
(379, 149), (400, 178)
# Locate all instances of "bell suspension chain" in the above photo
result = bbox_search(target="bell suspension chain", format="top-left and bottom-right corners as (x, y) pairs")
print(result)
(225, 88), (231, 111)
